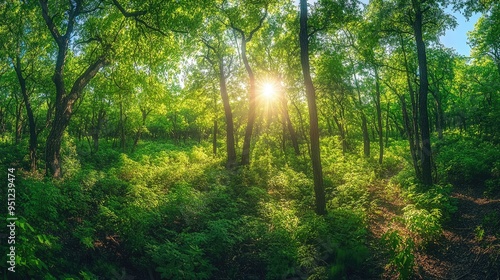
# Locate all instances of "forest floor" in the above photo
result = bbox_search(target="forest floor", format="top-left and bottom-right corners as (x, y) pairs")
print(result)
(365, 179), (500, 280)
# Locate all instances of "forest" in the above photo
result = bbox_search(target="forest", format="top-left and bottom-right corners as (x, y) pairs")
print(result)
(0, 0), (499, 279)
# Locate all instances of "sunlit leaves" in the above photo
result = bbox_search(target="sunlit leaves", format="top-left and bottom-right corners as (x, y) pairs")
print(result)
(468, 5), (500, 73)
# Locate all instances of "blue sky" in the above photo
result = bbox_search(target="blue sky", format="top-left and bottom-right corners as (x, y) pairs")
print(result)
(355, 0), (482, 56)
(440, 9), (481, 56)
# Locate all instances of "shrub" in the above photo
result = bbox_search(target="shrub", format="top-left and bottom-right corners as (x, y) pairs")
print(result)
(436, 136), (499, 186)
(402, 205), (442, 246)
(382, 230), (415, 280)
(148, 233), (214, 280)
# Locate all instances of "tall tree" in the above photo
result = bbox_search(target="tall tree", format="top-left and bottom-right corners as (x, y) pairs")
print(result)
(299, 0), (326, 215)
(201, 18), (238, 168)
(369, 0), (455, 185)
(226, 1), (268, 166)
(39, 0), (108, 177)
(411, 0), (433, 186)
(1, 1), (49, 172)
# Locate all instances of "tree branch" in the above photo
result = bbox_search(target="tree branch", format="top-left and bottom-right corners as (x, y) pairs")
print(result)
(110, 0), (146, 18)
(38, 0), (62, 43)
(246, 8), (267, 42)
(66, 57), (108, 104)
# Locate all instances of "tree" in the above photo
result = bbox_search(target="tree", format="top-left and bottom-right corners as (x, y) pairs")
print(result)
(0, 1), (49, 171)
(299, 0), (326, 215)
(225, 0), (268, 166)
(412, 0), (434, 186)
(368, 0), (455, 186)
(38, 0), (109, 177)
(468, 4), (500, 77)
(201, 16), (238, 168)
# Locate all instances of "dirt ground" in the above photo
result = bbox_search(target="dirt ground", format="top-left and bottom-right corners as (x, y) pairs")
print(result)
(365, 181), (500, 280)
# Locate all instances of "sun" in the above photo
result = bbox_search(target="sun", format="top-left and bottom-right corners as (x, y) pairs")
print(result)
(261, 82), (276, 100)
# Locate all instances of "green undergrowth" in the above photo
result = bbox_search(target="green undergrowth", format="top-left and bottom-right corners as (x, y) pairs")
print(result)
(382, 168), (458, 279)
(3, 133), (492, 279)
(1, 138), (378, 279)
(379, 134), (500, 279)
(435, 133), (500, 197)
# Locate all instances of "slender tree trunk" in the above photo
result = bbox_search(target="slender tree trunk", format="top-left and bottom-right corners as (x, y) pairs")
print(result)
(401, 95), (420, 176)
(352, 62), (369, 158)
(213, 119), (217, 156)
(495, 61), (500, 79)
(413, 3), (432, 186)
(132, 108), (149, 153)
(286, 115), (300, 155)
(14, 57), (38, 171)
(280, 91), (300, 155)
(218, 57), (237, 168)
(401, 35), (421, 177)
(300, 0), (326, 215)
(431, 89), (444, 140)
(374, 67), (383, 164)
(0, 108), (5, 134)
(333, 116), (347, 155)
(15, 101), (23, 145)
(92, 133), (99, 153)
(385, 102), (390, 148)
(361, 113), (370, 157)
(281, 114), (287, 152)
(119, 96), (126, 150)
(231, 11), (266, 166)
(240, 40), (257, 166)
(292, 100), (310, 158)
(91, 108), (105, 153)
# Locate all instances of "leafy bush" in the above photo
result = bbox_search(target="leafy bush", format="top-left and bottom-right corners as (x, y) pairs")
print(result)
(148, 234), (214, 280)
(436, 135), (499, 186)
(485, 161), (500, 198)
(382, 230), (415, 280)
(404, 183), (457, 221)
(402, 205), (442, 246)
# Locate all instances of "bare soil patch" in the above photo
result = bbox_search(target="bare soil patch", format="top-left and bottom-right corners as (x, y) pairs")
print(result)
(363, 181), (500, 280)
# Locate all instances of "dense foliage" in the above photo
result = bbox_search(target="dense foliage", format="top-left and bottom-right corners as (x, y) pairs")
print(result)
(1, 0), (499, 279)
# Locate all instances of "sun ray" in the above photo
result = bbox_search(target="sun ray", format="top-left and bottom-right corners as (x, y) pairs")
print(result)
(261, 82), (276, 100)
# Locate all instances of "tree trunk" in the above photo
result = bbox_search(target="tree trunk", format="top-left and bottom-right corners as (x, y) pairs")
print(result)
(361, 113), (370, 157)
(431, 89), (444, 140)
(91, 108), (106, 153)
(45, 108), (70, 178)
(280, 90), (300, 155)
(119, 96), (126, 150)
(385, 101), (390, 148)
(231, 11), (266, 166)
(132, 108), (149, 153)
(0, 107), (5, 134)
(218, 57), (237, 169)
(413, 3), (433, 186)
(45, 58), (106, 177)
(40, 0), (107, 178)
(333, 116), (347, 155)
(292, 100), (311, 159)
(300, 0), (326, 216)
(374, 67), (383, 165)
(15, 101), (23, 145)
(401, 95), (420, 177)
(14, 56), (38, 171)
(213, 119), (217, 156)
(240, 39), (257, 166)
(401, 34), (421, 178)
